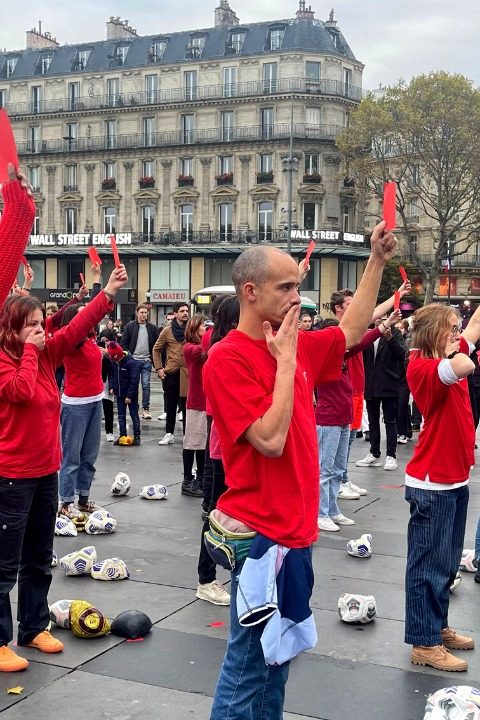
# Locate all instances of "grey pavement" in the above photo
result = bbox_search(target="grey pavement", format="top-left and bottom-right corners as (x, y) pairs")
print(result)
(1, 380), (480, 719)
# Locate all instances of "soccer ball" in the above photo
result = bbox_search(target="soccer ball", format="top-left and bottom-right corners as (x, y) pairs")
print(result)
(139, 484), (168, 500)
(55, 516), (77, 537)
(59, 546), (97, 576)
(91, 558), (130, 581)
(85, 510), (117, 535)
(111, 472), (131, 496)
(424, 686), (480, 720)
(49, 599), (73, 629)
(459, 549), (477, 573)
(111, 610), (152, 640)
(69, 600), (110, 639)
(338, 593), (377, 624)
(347, 534), (372, 558)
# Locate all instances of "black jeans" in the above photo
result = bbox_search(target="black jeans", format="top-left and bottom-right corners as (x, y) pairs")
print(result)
(397, 382), (412, 438)
(0, 473), (57, 646)
(163, 371), (180, 434)
(366, 397), (398, 458)
(102, 398), (114, 435)
(198, 459), (227, 584)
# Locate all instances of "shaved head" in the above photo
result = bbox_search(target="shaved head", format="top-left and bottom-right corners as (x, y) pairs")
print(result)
(232, 246), (289, 294)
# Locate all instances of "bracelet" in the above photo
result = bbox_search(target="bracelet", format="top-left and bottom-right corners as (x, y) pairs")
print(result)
(103, 289), (114, 301)
(379, 321), (387, 333)
(21, 287), (30, 292)
(447, 351), (459, 359)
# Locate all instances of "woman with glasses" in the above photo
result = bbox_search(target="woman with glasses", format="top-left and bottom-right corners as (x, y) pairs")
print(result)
(405, 306), (478, 672)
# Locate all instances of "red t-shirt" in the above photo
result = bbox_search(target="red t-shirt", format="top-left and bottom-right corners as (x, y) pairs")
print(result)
(183, 342), (206, 411)
(203, 326), (346, 547)
(315, 366), (352, 426)
(406, 337), (475, 484)
(63, 336), (103, 398)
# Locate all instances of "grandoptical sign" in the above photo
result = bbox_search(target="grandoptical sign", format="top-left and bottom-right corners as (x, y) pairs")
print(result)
(290, 229), (365, 243)
(28, 233), (132, 247)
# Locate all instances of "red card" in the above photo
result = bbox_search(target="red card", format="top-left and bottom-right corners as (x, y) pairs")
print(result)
(207, 621), (225, 628)
(87, 247), (102, 266)
(21, 256), (28, 267)
(394, 291), (401, 312)
(399, 266), (408, 284)
(110, 234), (121, 268)
(79, 272), (85, 286)
(383, 181), (396, 230)
(0, 110), (19, 184)
(305, 240), (315, 266)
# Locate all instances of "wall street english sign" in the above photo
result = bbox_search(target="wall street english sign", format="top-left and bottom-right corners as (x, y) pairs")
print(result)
(290, 229), (365, 243)
(28, 233), (132, 247)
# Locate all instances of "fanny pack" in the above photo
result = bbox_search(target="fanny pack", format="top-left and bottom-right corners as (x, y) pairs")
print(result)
(204, 514), (256, 571)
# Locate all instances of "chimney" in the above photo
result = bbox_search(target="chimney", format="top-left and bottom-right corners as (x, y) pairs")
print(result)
(214, 0), (239, 27)
(296, 1), (315, 20)
(26, 24), (59, 50)
(106, 17), (138, 40)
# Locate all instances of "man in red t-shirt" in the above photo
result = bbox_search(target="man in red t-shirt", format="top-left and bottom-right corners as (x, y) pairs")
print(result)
(204, 221), (396, 720)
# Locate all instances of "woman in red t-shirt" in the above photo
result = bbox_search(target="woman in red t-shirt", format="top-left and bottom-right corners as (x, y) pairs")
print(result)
(182, 314), (207, 497)
(405, 303), (477, 673)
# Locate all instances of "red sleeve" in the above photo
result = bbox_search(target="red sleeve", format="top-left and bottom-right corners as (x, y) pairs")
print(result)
(345, 327), (381, 358)
(407, 356), (447, 414)
(0, 181), (36, 308)
(0, 344), (39, 403)
(202, 328), (213, 352)
(46, 296), (79, 335)
(47, 291), (113, 366)
(204, 351), (272, 444)
(300, 326), (347, 387)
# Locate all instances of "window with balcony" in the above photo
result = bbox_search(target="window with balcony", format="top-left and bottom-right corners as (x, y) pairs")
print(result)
(221, 111), (234, 142)
(304, 153), (320, 181)
(102, 162), (116, 189)
(303, 203), (317, 230)
(260, 108), (273, 139)
(31, 85), (42, 114)
(104, 207), (117, 234)
(267, 27), (285, 51)
(262, 63), (277, 93)
(28, 126), (40, 153)
(343, 68), (352, 94)
(408, 198), (420, 220)
(28, 166), (40, 192)
(5, 57), (18, 78)
(68, 81), (80, 110)
(258, 153), (273, 183)
(305, 61), (320, 91)
(145, 74), (158, 104)
(149, 39), (168, 63)
(40, 54), (53, 75)
(142, 205), (155, 239)
(186, 35), (206, 60)
(226, 30), (246, 55)
(141, 160), (155, 187)
(306, 107), (321, 137)
(184, 70), (197, 101)
(258, 202), (273, 241)
(0, 89), (5, 109)
(64, 164), (77, 192)
(64, 122), (78, 151)
(219, 203), (233, 242)
(180, 157), (193, 179)
(65, 207), (78, 234)
(223, 67), (237, 98)
(180, 204), (194, 241)
(181, 114), (194, 145)
(106, 78), (121, 107)
(72, 49), (91, 71)
(217, 156), (233, 185)
(143, 117), (155, 147)
(105, 120), (117, 150)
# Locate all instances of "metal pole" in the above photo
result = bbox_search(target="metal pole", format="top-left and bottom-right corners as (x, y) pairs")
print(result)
(287, 92), (294, 256)
(447, 239), (451, 304)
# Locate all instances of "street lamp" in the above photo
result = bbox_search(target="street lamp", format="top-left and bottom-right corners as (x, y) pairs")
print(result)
(282, 153), (299, 255)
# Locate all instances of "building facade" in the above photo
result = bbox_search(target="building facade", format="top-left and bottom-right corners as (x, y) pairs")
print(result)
(0, 2), (368, 323)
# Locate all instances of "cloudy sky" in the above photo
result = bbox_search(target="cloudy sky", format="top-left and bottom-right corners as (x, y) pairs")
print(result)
(1, 0), (479, 90)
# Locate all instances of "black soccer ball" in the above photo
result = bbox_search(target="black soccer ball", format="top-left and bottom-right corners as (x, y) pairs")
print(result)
(110, 610), (152, 639)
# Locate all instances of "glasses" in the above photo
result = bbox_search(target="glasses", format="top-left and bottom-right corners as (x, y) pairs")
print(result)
(451, 325), (461, 337)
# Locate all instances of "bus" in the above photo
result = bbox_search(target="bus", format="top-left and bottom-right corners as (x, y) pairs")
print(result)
(191, 285), (317, 317)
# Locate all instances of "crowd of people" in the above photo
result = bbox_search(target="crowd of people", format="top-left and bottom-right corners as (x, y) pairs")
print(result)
(0, 165), (479, 719)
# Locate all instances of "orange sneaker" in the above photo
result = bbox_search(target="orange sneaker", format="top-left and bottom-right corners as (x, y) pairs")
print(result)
(0, 645), (29, 672)
(25, 631), (64, 654)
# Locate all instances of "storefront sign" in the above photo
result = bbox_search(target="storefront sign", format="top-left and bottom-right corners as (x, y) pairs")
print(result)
(150, 289), (189, 303)
(290, 229), (365, 243)
(28, 233), (132, 247)
(31, 288), (137, 303)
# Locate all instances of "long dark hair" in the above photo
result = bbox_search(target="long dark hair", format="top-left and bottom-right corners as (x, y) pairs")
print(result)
(60, 303), (89, 349)
(211, 296), (240, 346)
(0, 295), (45, 360)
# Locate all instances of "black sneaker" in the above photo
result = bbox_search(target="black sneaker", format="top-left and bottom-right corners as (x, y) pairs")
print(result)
(364, 431), (370, 442)
(181, 479), (204, 498)
(133, 436), (141, 446)
(474, 557), (480, 584)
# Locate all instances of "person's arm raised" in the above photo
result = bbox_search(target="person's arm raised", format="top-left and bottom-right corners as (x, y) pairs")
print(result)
(462, 304), (480, 346)
(339, 221), (396, 349)
(244, 304), (300, 458)
(371, 281), (411, 322)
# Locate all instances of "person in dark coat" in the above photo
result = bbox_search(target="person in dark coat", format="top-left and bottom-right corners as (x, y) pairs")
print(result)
(107, 342), (141, 445)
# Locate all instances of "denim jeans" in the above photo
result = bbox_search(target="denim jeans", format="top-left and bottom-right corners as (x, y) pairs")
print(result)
(404, 484), (469, 646)
(59, 401), (102, 503)
(210, 560), (290, 720)
(341, 428), (357, 484)
(475, 517), (480, 559)
(134, 359), (152, 409)
(317, 425), (350, 519)
(0, 473), (57, 646)
(117, 397), (141, 437)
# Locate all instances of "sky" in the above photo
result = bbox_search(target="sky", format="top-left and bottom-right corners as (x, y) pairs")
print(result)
(1, 0), (479, 90)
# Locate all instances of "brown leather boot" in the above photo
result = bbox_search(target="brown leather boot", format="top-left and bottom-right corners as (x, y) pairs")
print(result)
(411, 645), (467, 672)
(441, 627), (475, 650)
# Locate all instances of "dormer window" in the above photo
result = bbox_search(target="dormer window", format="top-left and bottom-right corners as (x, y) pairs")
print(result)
(186, 35), (206, 60)
(149, 39), (168, 63)
(72, 49), (91, 72)
(267, 27), (285, 51)
(5, 56), (18, 78)
(110, 44), (130, 67)
(40, 54), (53, 75)
(327, 28), (339, 49)
(226, 30), (246, 55)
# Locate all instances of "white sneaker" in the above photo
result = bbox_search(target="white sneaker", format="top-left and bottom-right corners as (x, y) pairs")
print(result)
(348, 481), (367, 496)
(157, 412), (167, 421)
(142, 408), (152, 420)
(338, 484), (360, 500)
(356, 453), (382, 467)
(384, 456), (398, 471)
(106, 433), (114, 442)
(331, 514), (355, 526)
(196, 581), (231, 606)
(158, 432), (174, 445)
(177, 411), (183, 420)
(397, 435), (408, 444)
(318, 517), (340, 532)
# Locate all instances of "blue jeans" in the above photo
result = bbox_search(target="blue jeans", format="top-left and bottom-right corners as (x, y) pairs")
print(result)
(59, 401), (102, 503)
(341, 428), (357, 484)
(210, 560), (290, 720)
(476, 517), (480, 559)
(405, 484), (469, 646)
(117, 396), (141, 437)
(134, 359), (152, 409)
(317, 425), (350, 519)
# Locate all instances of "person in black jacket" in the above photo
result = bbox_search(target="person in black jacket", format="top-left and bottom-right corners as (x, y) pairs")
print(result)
(356, 317), (406, 471)
(120, 305), (159, 420)
(107, 342), (141, 445)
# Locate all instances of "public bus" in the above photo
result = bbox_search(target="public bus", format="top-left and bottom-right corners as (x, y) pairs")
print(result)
(191, 285), (318, 317)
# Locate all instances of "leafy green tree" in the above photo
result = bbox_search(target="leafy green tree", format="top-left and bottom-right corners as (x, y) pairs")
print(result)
(337, 72), (480, 303)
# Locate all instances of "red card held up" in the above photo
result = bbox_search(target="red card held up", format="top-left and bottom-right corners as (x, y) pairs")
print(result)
(79, 272), (85, 286)
(110, 235), (121, 268)
(399, 266), (408, 284)
(383, 181), (397, 231)
(305, 240), (315, 267)
(0, 110), (19, 184)
(87, 247), (102, 266)
(394, 291), (401, 312)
